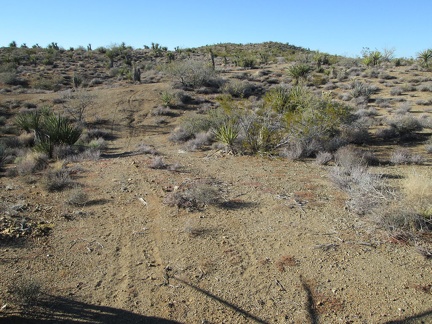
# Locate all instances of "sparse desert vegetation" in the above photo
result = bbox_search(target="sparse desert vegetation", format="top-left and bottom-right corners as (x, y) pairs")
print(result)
(1, 41), (431, 323)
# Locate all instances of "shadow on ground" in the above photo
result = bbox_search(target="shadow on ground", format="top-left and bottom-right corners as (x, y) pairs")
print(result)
(1, 294), (180, 324)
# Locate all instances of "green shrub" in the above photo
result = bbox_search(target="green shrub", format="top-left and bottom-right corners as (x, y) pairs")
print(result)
(0, 72), (28, 86)
(286, 64), (311, 84)
(264, 85), (312, 114)
(417, 49), (432, 69)
(15, 108), (82, 158)
(361, 48), (382, 66)
(283, 90), (352, 157)
(239, 113), (282, 154)
(263, 86), (290, 113)
(214, 122), (239, 150)
(233, 54), (257, 68)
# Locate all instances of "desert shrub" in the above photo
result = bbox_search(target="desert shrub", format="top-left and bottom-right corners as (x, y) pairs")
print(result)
(0, 72), (28, 86)
(173, 90), (193, 104)
(334, 145), (367, 169)
(169, 126), (194, 143)
(376, 171), (432, 232)
(374, 126), (398, 140)
(264, 85), (312, 114)
(282, 92), (353, 157)
(152, 105), (174, 116)
(350, 80), (377, 99)
(149, 156), (167, 169)
(330, 161), (388, 215)
(221, 79), (257, 98)
(160, 90), (174, 106)
(314, 151), (333, 165)
(394, 102), (411, 115)
(390, 149), (424, 165)
(16, 152), (48, 175)
(15, 107), (82, 158)
(236, 55), (257, 68)
(82, 128), (112, 141)
(66, 188), (88, 206)
(87, 138), (107, 150)
(51, 144), (78, 160)
(280, 141), (311, 160)
(136, 143), (158, 155)
(339, 123), (371, 144)
(0, 144), (6, 168)
(164, 180), (220, 210)
(43, 167), (73, 192)
(165, 59), (219, 89)
(238, 112), (282, 154)
(62, 88), (95, 123)
(66, 148), (100, 162)
(386, 115), (423, 136)
(389, 87), (403, 96)
(417, 49), (432, 69)
(32, 76), (63, 91)
(426, 137), (432, 154)
(184, 131), (213, 151)
(310, 73), (328, 86)
(213, 121), (239, 151)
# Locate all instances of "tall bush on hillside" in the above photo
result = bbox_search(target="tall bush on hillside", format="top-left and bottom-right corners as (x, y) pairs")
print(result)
(281, 88), (353, 156)
(165, 59), (219, 89)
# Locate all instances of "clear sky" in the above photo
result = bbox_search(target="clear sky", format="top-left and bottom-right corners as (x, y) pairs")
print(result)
(1, 0), (431, 58)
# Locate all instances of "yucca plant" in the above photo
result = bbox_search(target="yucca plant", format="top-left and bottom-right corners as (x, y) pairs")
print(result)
(160, 90), (174, 107)
(263, 86), (290, 113)
(286, 64), (311, 84)
(15, 108), (81, 158)
(214, 122), (239, 151)
(14, 110), (43, 133)
(417, 49), (432, 68)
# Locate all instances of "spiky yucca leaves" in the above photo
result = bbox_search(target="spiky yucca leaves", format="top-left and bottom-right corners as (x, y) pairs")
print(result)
(214, 122), (239, 151)
(286, 64), (311, 84)
(15, 108), (81, 158)
(417, 49), (432, 69)
(264, 85), (312, 114)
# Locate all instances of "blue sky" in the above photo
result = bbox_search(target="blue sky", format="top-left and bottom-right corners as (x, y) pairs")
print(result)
(1, 0), (431, 58)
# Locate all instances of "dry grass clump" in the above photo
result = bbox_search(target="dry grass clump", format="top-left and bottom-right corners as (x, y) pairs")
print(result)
(136, 143), (158, 155)
(426, 136), (432, 154)
(66, 187), (89, 206)
(42, 167), (73, 192)
(164, 179), (221, 211)
(149, 156), (167, 169)
(314, 152), (333, 165)
(369, 170), (432, 234)
(402, 170), (432, 219)
(331, 146), (387, 215)
(184, 131), (214, 151)
(16, 152), (48, 175)
(390, 149), (424, 165)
